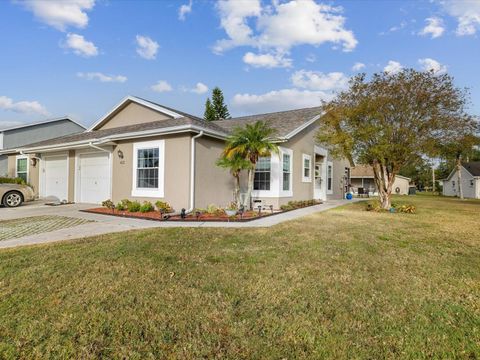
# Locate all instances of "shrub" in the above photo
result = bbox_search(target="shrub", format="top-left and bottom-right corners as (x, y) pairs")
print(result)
(139, 201), (154, 213)
(102, 199), (115, 210)
(127, 201), (141, 212)
(0, 177), (26, 185)
(206, 204), (224, 216)
(155, 201), (173, 213)
(396, 204), (416, 214)
(365, 200), (385, 212)
(280, 199), (319, 211)
(116, 202), (126, 211)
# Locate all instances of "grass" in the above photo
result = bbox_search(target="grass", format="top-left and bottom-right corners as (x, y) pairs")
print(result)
(0, 195), (479, 359)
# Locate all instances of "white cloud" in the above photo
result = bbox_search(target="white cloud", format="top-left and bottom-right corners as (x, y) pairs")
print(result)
(190, 82), (209, 94)
(419, 17), (445, 38)
(214, 0), (357, 62)
(291, 70), (348, 91)
(136, 35), (159, 60)
(0, 96), (49, 116)
(384, 60), (403, 74)
(441, 0), (480, 36)
(231, 88), (332, 114)
(151, 80), (173, 93)
(21, 0), (95, 31)
(352, 62), (365, 71)
(179, 0), (193, 20)
(77, 72), (127, 83)
(64, 33), (98, 57)
(243, 51), (292, 68)
(418, 58), (447, 74)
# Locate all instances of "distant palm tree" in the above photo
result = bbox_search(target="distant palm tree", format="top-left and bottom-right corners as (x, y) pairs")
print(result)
(223, 121), (279, 208)
(216, 153), (252, 205)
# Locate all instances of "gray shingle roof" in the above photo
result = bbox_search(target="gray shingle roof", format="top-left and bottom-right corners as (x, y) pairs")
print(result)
(463, 162), (480, 176)
(12, 101), (322, 151)
(13, 116), (225, 149)
(215, 106), (323, 137)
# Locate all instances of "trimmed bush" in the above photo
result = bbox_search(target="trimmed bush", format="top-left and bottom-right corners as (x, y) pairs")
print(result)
(127, 201), (141, 213)
(0, 177), (26, 185)
(155, 201), (173, 213)
(102, 199), (115, 210)
(139, 201), (154, 213)
(280, 199), (319, 211)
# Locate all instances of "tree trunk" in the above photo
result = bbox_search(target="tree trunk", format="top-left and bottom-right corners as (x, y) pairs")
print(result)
(245, 168), (255, 209)
(372, 160), (395, 210)
(233, 174), (240, 204)
(456, 156), (464, 200)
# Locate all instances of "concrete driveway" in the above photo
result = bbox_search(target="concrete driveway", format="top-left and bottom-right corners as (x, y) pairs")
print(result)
(0, 199), (357, 249)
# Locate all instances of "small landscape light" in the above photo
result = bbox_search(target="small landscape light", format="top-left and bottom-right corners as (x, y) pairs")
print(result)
(180, 208), (186, 219)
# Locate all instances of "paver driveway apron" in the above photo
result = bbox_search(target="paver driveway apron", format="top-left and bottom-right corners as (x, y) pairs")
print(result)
(0, 215), (93, 241)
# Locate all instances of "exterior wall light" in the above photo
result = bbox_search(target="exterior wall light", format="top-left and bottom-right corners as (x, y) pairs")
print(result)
(117, 149), (124, 159)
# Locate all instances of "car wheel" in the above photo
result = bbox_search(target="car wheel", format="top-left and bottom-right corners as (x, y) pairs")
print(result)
(2, 191), (23, 208)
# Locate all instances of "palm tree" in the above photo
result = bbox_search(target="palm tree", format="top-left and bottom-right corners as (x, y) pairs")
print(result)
(223, 121), (279, 209)
(216, 153), (252, 205)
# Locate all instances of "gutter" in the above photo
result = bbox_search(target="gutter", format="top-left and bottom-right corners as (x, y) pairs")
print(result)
(187, 131), (204, 213)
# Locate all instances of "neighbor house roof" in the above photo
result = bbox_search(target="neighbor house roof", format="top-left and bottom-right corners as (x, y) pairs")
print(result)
(444, 161), (480, 181)
(0, 116), (85, 133)
(463, 162), (480, 177)
(351, 165), (411, 181)
(4, 96), (323, 154)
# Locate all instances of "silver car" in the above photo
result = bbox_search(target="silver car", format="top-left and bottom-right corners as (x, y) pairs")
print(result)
(0, 183), (35, 207)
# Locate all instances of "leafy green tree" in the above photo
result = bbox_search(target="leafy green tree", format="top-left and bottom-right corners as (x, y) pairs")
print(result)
(222, 121), (278, 208)
(317, 69), (478, 209)
(216, 153), (252, 205)
(203, 98), (216, 121)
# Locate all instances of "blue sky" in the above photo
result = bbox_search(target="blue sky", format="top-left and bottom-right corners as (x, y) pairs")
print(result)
(0, 0), (479, 129)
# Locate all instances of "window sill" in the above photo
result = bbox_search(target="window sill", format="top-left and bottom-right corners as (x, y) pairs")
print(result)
(132, 188), (164, 198)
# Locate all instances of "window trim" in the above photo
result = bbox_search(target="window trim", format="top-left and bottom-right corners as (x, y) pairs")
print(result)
(302, 153), (312, 183)
(15, 155), (29, 182)
(280, 148), (293, 196)
(327, 161), (333, 194)
(132, 140), (165, 198)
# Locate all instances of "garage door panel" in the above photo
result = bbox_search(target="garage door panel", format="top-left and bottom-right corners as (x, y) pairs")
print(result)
(79, 153), (110, 204)
(43, 156), (68, 201)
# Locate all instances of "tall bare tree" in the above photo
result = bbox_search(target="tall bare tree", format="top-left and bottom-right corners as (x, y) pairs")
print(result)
(318, 69), (478, 209)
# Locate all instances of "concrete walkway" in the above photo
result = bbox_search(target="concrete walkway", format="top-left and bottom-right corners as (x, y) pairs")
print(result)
(0, 199), (360, 249)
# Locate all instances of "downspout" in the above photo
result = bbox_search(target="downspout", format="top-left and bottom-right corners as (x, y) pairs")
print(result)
(186, 131), (204, 213)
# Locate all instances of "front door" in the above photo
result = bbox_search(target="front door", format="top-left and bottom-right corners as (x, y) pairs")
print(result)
(314, 163), (322, 199)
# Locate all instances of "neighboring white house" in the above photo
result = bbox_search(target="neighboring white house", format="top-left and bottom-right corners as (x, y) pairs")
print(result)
(350, 165), (412, 195)
(442, 162), (480, 199)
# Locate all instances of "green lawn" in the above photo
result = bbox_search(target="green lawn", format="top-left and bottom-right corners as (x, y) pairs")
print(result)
(0, 196), (479, 359)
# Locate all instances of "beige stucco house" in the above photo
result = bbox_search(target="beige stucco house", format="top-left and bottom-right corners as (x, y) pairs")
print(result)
(0, 96), (351, 210)
(442, 162), (480, 199)
(351, 165), (411, 196)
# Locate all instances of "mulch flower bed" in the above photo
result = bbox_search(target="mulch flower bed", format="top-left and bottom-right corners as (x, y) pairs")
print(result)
(81, 200), (323, 223)
(81, 207), (278, 222)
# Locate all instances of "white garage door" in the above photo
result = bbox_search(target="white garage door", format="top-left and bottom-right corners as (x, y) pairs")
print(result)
(78, 152), (110, 204)
(43, 155), (68, 201)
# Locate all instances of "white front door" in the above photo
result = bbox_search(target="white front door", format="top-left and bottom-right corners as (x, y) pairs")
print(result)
(78, 152), (111, 204)
(314, 163), (322, 199)
(43, 155), (68, 201)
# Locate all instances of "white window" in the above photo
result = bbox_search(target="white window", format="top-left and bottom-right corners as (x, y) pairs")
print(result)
(132, 140), (165, 197)
(282, 153), (291, 191)
(327, 161), (333, 194)
(252, 147), (293, 198)
(16, 156), (28, 182)
(254, 157), (271, 191)
(302, 154), (312, 182)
